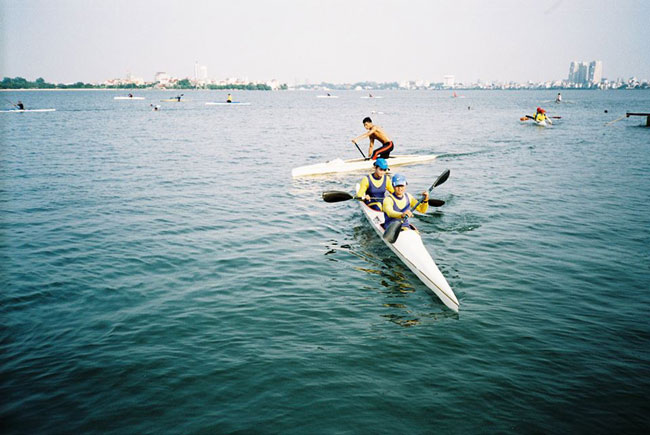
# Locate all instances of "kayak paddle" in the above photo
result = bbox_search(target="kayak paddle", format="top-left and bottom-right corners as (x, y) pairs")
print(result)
(383, 168), (450, 244)
(322, 191), (354, 203)
(323, 190), (445, 207)
(352, 141), (368, 159)
(522, 114), (561, 121)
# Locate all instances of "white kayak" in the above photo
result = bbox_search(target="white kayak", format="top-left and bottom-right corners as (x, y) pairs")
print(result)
(114, 96), (145, 100)
(358, 200), (459, 312)
(1, 108), (56, 113)
(292, 154), (437, 178)
(361, 96), (383, 99)
(205, 102), (251, 106)
(533, 119), (551, 127)
(317, 95), (338, 98)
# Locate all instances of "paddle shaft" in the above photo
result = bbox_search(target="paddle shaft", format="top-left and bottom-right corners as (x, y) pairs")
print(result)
(352, 141), (367, 159)
(410, 169), (450, 212)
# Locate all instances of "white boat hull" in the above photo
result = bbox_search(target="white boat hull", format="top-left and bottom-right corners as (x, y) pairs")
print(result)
(114, 97), (145, 100)
(358, 202), (459, 312)
(1, 109), (56, 113)
(292, 154), (437, 178)
(317, 95), (338, 98)
(205, 102), (251, 106)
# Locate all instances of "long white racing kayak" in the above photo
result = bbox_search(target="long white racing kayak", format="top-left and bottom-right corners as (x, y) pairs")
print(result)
(114, 96), (145, 100)
(358, 200), (459, 312)
(205, 102), (251, 106)
(292, 154), (437, 178)
(1, 108), (56, 113)
(317, 95), (338, 98)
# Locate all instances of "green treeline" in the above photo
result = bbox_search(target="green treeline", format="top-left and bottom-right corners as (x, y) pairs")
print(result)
(1, 77), (283, 90)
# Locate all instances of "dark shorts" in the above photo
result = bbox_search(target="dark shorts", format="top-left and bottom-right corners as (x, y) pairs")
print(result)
(371, 141), (394, 159)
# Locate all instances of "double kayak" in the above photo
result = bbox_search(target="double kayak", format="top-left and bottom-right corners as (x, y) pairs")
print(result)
(160, 98), (190, 102)
(292, 154), (437, 178)
(357, 200), (459, 312)
(1, 108), (56, 113)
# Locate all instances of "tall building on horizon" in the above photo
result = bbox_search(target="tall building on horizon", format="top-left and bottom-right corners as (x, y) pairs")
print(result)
(568, 61), (578, 83)
(568, 60), (603, 85)
(589, 60), (603, 84)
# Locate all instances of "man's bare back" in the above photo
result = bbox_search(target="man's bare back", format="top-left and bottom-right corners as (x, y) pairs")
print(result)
(352, 117), (394, 159)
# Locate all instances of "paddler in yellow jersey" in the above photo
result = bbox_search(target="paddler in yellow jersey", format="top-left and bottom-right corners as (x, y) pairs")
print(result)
(356, 158), (394, 211)
(382, 174), (429, 231)
(351, 116), (395, 160)
(534, 107), (552, 124)
(227, 93), (233, 103)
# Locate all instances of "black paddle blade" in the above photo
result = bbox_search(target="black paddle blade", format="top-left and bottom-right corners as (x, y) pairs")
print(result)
(434, 169), (451, 188)
(428, 199), (445, 207)
(383, 220), (402, 243)
(322, 191), (354, 203)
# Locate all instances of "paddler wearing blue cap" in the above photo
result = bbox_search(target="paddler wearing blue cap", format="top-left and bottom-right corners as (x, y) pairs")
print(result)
(382, 173), (429, 230)
(355, 158), (394, 211)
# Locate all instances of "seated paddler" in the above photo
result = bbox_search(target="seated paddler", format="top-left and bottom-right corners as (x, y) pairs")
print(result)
(382, 173), (429, 230)
(356, 158), (393, 211)
(534, 107), (551, 124)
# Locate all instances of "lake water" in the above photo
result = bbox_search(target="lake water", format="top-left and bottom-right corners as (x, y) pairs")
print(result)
(1, 89), (649, 434)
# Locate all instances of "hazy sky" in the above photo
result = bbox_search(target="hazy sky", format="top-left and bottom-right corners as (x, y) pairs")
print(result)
(1, 0), (649, 84)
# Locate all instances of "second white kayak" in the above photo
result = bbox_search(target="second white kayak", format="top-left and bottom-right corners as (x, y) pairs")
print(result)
(1, 108), (56, 113)
(205, 102), (251, 106)
(358, 201), (459, 312)
(292, 154), (437, 178)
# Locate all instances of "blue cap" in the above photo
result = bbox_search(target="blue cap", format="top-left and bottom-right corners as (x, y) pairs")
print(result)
(392, 173), (407, 186)
(373, 158), (389, 170)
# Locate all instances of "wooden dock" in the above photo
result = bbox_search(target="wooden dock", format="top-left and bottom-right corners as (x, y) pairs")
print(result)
(626, 112), (650, 127)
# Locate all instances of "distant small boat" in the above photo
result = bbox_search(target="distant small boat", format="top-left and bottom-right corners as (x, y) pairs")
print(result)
(114, 96), (145, 100)
(361, 95), (383, 99)
(1, 108), (56, 113)
(160, 98), (190, 102)
(205, 102), (251, 106)
(317, 95), (338, 98)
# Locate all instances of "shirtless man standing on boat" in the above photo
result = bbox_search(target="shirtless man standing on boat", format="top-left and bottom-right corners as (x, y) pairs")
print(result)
(351, 117), (394, 160)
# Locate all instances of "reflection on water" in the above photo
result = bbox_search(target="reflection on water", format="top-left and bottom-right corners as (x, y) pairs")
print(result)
(328, 218), (459, 325)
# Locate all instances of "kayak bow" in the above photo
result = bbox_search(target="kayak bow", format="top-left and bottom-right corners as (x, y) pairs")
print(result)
(357, 199), (459, 312)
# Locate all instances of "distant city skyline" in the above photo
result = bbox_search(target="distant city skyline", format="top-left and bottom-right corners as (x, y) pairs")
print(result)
(1, 0), (649, 85)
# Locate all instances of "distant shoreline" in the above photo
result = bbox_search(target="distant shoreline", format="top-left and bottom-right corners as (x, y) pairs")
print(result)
(2, 87), (649, 92)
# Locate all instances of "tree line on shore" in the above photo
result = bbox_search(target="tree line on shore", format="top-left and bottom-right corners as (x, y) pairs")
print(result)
(1, 77), (277, 90)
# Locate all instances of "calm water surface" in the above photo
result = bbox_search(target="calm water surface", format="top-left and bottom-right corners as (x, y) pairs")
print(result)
(1, 89), (649, 434)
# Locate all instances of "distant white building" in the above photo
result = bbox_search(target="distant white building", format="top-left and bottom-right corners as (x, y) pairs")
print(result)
(194, 63), (208, 84)
(568, 60), (602, 86)
(155, 72), (171, 86)
(266, 79), (281, 90)
(589, 60), (603, 84)
(443, 75), (455, 87)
